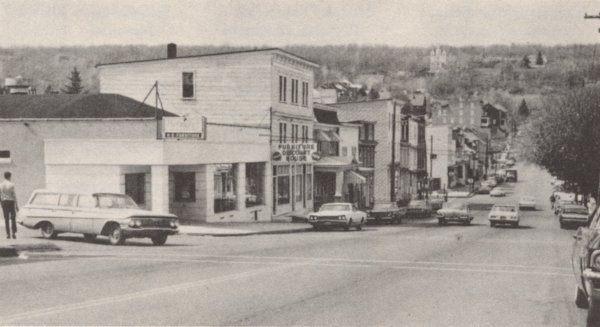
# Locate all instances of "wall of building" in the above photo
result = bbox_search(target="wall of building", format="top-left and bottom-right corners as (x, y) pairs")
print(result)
(426, 125), (454, 190)
(336, 99), (395, 204)
(99, 52), (273, 127)
(0, 119), (156, 205)
(338, 124), (359, 160)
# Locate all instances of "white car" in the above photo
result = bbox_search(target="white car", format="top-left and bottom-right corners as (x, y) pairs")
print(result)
(307, 203), (367, 231)
(490, 188), (506, 197)
(488, 204), (520, 228)
(518, 196), (536, 210)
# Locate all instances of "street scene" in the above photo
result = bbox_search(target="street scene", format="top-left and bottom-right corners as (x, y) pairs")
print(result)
(2, 0), (600, 326)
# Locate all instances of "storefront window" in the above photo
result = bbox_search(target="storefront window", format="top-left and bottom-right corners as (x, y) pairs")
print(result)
(306, 172), (313, 200)
(214, 164), (237, 213)
(277, 165), (290, 205)
(246, 163), (264, 207)
(295, 172), (302, 202)
(125, 173), (145, 205)
(174, 172), (196, 202)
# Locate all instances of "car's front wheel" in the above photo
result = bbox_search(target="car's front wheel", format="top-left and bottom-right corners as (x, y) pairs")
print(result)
(107, 226), (126, 245)
(40, 222), (57, 239)
(151, 234), (168, 246)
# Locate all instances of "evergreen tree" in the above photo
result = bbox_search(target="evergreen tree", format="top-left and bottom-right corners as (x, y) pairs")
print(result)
(536, 51), (544, 66)
(61, 67), (84, 94)
(522, 55), (531, 68)
(518, 99), (530, 117)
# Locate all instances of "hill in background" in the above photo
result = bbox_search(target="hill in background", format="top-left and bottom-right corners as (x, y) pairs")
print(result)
(0, 43), (598, 98)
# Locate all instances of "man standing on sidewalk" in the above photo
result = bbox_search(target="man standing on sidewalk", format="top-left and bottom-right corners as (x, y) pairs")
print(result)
(0, 171), (17, 239)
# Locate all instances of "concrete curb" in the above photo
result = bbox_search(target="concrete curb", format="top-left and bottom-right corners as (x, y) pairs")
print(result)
(0, 242), (61, 257)
(185, 227), (313, 237)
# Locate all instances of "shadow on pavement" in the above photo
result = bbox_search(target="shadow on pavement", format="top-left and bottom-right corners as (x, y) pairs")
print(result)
(32, 235), (190, 247)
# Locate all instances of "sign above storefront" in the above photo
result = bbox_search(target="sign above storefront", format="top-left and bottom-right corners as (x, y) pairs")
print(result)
(163, 116), (206, 140)
(272, 143), (317, 163)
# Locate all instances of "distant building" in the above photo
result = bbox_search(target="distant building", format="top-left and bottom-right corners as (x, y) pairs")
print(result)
(429, 47), (447, 74)
(4, 76), (35, 95)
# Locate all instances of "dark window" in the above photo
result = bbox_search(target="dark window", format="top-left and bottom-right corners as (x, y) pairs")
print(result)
(246, 163), (264, 207)
(0, 150), (10, 158)
(182, 72), (194, 98)
(125, 173), (146, 205)
(174, 172), (196, 202)
(214, 164), (237, 213)
(279, 76), (287, 102)
(276, 165), (290, 205)
(291, 79), (298, 104)
(301, 82), (309, 106)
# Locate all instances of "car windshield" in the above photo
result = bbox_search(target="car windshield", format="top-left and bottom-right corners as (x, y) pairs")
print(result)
(373, 203), (393, 209)
(493, 206), (516, 212)
(443, 202), (465, 210)
(96, 194), (139, 209)
(564, 207), (588, 215)
(410, 201), (426, 207)
(320, 204), (351, 212)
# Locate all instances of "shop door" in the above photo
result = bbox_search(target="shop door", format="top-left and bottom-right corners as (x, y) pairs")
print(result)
(272, 177), (277, 214)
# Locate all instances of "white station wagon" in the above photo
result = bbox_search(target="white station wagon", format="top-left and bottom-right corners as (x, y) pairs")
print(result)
(18, 190), (179, 245)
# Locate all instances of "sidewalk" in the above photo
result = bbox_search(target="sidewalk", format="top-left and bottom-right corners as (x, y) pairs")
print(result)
(178, 221), (313, 236)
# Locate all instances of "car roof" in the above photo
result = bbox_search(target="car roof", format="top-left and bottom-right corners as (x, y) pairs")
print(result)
(563, 204), (586, 209)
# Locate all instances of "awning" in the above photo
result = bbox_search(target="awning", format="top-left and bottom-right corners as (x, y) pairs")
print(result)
(344, 170), (366, 184)
(327, 131), (342, 142)
(314, 130), (331, 142)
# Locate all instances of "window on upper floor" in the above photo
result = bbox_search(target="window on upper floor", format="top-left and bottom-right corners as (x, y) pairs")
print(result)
(182, 72), (194, 98)
(291, 79), (299, 104)
(342, 146), (348, 156)
(279, 122), (287, 143)
(301, 82), (309, 106)
(279, 76), (287, 102)
(401, 120), (409, 142)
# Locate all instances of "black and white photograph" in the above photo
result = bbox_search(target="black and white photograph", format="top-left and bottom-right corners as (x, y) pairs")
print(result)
(1, 0), (600, 325)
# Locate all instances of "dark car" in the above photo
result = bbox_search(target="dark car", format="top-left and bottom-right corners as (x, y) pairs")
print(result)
(405, 200), (432, 218)
(559, 204), (589, 229)
(367, 202), (406, 224)
(572, 207), (600, 325)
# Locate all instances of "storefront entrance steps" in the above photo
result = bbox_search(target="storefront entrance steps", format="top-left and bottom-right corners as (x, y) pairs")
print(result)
(178, 222), (313, 236)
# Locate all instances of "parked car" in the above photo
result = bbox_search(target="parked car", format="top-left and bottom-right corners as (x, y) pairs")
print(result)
(477, 183), (493, 194)
(405, 200), (432, 218)
(429, 196), (445, 211)
(505, 169), (518, 182)
(485, 178), (498, 188)
(555, 199), (576, 215)
(367, 202), (406, 224)
(436, 201), (473, 226)
(559, 204), (589, 229)
(490, 188), (506, 197)
(518, 196), (537, 210)
(18, 190), (179, 245)
(488, 204), (520, 227)
(307, 202), (366, 231)
(572, 206), (600, 324)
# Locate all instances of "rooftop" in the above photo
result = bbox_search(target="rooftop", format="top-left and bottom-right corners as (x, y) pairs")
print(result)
(96, 48), (319, 68)
(0, 94), (177, 119)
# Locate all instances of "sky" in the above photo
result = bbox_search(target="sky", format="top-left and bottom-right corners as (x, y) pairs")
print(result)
(1, 0), (599, 47)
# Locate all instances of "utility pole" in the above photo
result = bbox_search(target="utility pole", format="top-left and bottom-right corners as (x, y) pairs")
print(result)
(390, 101), (397, 202)
(484, 137), (490, 178)
(428, 135), (433, 201)
(585, 11), (600, 200)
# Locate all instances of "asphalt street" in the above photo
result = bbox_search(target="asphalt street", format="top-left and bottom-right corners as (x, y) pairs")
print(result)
(0, 162), (586, 326)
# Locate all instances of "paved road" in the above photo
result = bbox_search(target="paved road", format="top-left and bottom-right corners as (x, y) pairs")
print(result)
(0, 163), (586, 326)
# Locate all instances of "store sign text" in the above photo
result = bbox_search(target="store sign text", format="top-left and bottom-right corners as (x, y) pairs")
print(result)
(273, 143), (317, 162)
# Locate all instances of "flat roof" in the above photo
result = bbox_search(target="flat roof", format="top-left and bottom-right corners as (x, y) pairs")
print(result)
(96, 47), (319, 68)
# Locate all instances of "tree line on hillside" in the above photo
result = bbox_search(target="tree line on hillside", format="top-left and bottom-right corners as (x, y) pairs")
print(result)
(1, 43), (599, 96)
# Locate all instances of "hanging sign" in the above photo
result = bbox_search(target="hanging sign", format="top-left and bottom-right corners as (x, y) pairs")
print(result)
(163, 116), (206, 140)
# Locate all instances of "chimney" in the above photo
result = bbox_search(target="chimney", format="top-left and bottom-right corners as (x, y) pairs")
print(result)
(167, 43), (177, 59)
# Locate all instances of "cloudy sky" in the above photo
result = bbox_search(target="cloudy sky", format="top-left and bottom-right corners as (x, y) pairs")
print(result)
(0, 0), (599, 47)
